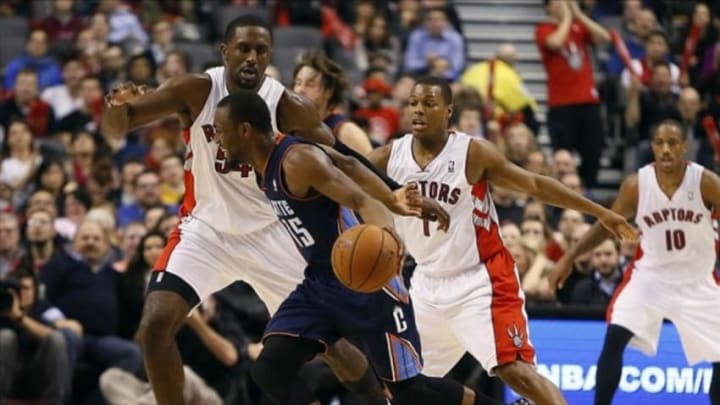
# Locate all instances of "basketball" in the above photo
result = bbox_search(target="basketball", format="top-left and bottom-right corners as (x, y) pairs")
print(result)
(331, 224), (403, 293)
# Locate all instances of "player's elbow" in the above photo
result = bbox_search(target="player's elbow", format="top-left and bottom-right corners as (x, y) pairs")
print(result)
(525, 177), (544, 198)
(335, 153), (360, 175)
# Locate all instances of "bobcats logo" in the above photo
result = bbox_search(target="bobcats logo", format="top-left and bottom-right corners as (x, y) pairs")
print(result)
(507, 323), (524, 349)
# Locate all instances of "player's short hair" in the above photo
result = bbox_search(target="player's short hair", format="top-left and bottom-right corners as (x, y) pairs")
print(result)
(223, 15), (273, 43)
(293, 50), (348, 109)
(217, 90), (273, 135)
(415, 76), (453, 105)
(651, 119), (686, 140)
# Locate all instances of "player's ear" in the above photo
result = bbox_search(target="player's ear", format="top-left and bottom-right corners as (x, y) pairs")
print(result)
(446, 104), (453, 121)
(219, 43), (228, 65)
(240, 122), (252, 138)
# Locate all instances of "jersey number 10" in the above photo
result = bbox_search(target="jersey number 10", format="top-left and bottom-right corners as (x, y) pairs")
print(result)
(665, 229), (686, 251)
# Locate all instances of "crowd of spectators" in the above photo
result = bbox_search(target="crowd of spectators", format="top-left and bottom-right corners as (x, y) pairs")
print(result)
(0, 0), (717, 404)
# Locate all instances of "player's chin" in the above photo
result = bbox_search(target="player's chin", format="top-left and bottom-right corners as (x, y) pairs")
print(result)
(235, 75), (259, 89)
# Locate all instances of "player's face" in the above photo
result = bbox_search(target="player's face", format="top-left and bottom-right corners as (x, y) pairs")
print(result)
(293, 66), (331, 109)
(407, 84), (452, 140)
(221, 26), (272, 90)
(213, 107), (248, 167)
(651, 125), (687, 172)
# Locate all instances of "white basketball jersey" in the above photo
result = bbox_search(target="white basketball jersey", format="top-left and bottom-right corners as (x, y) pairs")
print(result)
(634, 162), (715, 284)
(387, 132), (506, 277)
(182, 67), (284, 234)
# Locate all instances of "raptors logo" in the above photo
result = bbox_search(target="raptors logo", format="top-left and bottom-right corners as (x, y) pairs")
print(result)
(202, 124), (253, 176)
(507, 323), (524, 349)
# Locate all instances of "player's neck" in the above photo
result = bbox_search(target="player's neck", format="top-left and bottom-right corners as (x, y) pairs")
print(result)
(654, 163), (686, 186)
(413, 132), (449, 157)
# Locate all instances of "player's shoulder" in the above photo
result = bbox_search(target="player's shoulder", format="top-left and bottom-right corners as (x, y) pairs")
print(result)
(279, 86), (310, 108)
(467, 135), (501, 159)
(700, 165), (720, 191)
(619, 172), (640, 193)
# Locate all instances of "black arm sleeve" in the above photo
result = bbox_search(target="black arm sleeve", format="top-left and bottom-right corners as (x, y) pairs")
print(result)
(333, 139), (402, 190)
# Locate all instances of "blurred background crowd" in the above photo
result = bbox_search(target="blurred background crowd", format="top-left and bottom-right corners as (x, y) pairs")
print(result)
(0, 0), (718, 403)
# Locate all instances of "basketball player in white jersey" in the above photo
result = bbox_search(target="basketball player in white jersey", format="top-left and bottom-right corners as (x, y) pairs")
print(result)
(365, 77), (638, 405)
(101, 15), (417, 405)
(550, 120), (720, 405)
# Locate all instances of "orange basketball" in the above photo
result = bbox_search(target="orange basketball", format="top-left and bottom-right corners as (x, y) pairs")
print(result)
(331, 224), (402, 293)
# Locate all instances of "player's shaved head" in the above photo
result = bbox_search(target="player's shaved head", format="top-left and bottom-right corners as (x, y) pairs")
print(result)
(223, 14), (273, 43)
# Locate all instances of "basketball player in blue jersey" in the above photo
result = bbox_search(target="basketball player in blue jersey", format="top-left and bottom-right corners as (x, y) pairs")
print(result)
(551, 121), (720, 405)
(213, 90), (522, 405)
(292, 50), (373, 155)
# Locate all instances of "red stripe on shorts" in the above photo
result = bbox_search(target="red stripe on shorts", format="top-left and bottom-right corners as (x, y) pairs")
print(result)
(153, 225), (181, 271)
(486, 248), (535, 368)
(606, 245), (643, 322)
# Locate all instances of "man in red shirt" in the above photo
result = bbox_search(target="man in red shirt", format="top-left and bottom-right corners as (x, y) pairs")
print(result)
(354, 78), (400, 144)
(535, 0), (610, 188)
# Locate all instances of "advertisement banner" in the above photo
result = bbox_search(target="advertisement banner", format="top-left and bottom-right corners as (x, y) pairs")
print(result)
(505, 319), (712, 404)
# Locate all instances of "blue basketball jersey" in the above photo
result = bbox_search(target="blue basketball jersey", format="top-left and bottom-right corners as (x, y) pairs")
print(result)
(261, 135), (423, 382)
(262, 134), (350, 280)
(324, 112), (349, 138)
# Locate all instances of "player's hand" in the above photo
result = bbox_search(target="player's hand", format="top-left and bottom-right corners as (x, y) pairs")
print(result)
(548, 254), (574, 294)
(417, 197), (450, 232)
(104, 82), (149, 107)
(598, 211), (638, 242)
(390, 183), (423, 217)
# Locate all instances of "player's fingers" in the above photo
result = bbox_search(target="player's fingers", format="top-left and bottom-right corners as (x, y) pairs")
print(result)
(436, 211), (450, 232)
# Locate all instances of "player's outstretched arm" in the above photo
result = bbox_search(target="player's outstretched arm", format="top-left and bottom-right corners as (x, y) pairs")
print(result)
(320, 145), (421, 218)
(470, 139), (637, 241)
(283, 145), (395, 230)
(101, 74), (210, 138)
(549, 174), (639, 292)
